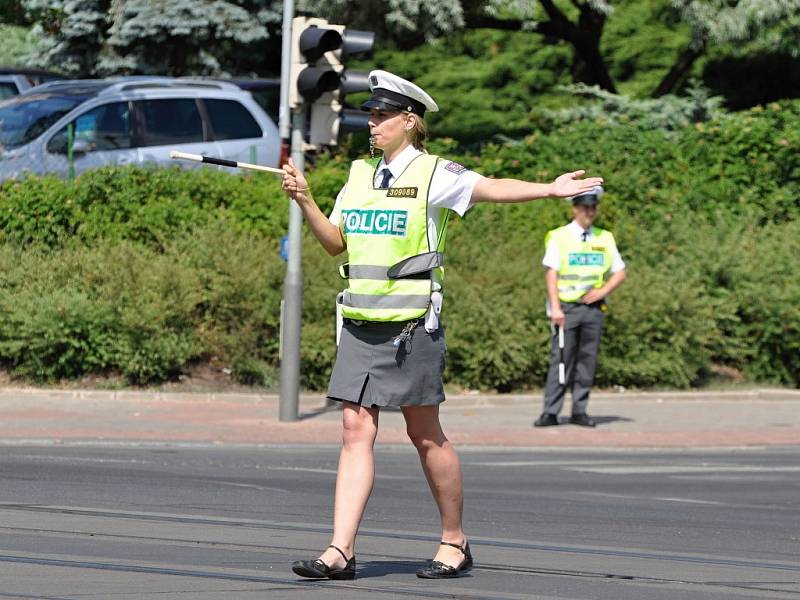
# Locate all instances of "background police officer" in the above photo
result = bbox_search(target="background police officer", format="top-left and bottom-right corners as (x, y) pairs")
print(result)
(534, 187), (627, 428)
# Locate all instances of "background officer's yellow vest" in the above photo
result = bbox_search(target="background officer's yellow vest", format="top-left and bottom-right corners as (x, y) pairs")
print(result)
(546, 226), (615, 302)
(339, 154), (447, 322)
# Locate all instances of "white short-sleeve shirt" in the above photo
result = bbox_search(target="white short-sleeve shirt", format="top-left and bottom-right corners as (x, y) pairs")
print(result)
(328, 145), (483, 249)
(542, 220), (626, 273)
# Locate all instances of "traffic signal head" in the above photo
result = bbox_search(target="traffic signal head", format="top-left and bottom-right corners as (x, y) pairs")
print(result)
(288, 16), (376, 148)
(298, 26), (341, 63)
(289, 18), (343, 106)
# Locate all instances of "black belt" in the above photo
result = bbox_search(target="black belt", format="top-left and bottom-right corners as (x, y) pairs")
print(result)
(562, 301), (606, 308)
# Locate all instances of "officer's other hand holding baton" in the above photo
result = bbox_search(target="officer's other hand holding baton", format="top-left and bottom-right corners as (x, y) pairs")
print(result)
(550, 305), (565, 328)
(281, 158), (312, 204)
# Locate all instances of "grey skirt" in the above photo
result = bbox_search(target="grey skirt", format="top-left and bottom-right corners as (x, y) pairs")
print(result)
(327, 319), (446, 408)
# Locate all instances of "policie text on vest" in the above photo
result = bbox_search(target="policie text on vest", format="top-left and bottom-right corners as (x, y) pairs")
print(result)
(342, 209), (409, 237)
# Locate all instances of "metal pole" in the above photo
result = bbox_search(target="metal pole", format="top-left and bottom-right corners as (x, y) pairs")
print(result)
(278, 0), (300, 421)
(279, 107), (305, 422)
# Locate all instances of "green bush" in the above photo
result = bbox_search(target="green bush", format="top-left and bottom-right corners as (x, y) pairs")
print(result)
(0, 166), (289, 248)
(0, 101), (798, 388)
(0, 224), (284, 384)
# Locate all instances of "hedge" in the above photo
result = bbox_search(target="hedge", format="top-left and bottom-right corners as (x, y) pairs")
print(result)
(0, 101), (798, 388)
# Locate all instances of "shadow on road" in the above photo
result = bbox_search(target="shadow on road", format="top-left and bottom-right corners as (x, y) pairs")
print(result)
(591, 415), (634, 425)
(298, 402), (342, 421)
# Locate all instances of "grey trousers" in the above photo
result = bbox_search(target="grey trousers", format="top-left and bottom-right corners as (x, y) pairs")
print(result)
(542, 302), (606, 416)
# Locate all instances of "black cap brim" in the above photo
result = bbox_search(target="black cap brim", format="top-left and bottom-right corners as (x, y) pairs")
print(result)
(360, 88), (426, 116)
(360, 98), (402, 112)
(572, 195), (600, 206)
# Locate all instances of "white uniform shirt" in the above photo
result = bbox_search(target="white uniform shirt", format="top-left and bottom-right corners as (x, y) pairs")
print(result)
(328, 145), (484, 249)
(542, 220), (626, 273)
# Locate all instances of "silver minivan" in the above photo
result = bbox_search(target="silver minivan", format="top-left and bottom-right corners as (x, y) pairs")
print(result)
(0, 78), (280, 181)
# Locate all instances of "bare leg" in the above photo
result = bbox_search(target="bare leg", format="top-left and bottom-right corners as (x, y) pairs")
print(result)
(402, 405), (467, 567)
(316, 402), (380, 569)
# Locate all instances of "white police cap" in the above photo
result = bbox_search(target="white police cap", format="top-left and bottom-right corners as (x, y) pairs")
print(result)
(571, 185), (604, 206)
(360, 70), (439, 117)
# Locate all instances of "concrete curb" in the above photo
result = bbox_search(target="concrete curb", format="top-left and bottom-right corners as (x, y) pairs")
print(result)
(1, 386), (798, 448)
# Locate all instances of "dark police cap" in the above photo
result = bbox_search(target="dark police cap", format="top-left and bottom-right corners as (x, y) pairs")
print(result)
(360, 70), (439, 117)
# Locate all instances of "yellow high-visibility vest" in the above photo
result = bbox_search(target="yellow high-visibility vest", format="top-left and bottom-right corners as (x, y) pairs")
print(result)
(338, 153), (448, 322)
(546, 225), (617, 302)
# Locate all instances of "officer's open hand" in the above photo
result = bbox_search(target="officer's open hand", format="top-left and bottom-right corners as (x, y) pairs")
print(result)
(551, 170), (604, 198)
(281, 158), (311, 203)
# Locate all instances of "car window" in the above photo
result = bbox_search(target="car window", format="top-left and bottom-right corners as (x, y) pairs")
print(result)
(247, 89), (279, 122)
(204, 99), (263, 140)
(0, 83), (18, 100)
(137, 98), (204, 146)
(47, 101), (132, 154)
(0, 93), (88, 150)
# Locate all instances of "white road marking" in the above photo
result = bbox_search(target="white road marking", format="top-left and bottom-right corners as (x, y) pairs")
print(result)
(214, 481), (289, 493)
(565, 465), (800, 475)
(466, 460), (622, 467)
(577, 491), (724, 505)
(266, 466), (418, 481)
(11, 454), (154, 464)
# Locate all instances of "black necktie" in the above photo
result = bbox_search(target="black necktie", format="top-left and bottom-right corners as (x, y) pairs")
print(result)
(378, 168), (392, 189)
(581, 230), (589, 242)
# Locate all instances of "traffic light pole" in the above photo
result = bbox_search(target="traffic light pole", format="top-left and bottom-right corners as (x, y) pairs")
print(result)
(278, 0), (302, 423)
(279, 107), (305, 422)
(279, 11), (375, 421)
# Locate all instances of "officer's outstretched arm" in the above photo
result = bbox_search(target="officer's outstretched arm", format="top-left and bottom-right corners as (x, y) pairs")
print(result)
(471, 170), (604, 204)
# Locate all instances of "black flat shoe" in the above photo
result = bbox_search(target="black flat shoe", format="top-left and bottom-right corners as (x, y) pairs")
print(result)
(416, 540), (473, 579)
(534, 413), (559, 427)
(569, 414), (596, 427)
(292, 544), (356, 580)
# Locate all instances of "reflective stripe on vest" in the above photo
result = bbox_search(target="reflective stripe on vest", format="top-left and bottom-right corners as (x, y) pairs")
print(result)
(546, 226), (615, 303)
(342, 291), (431, 309)
(338, 154), (446, 322)
(347, 265), (390, 280)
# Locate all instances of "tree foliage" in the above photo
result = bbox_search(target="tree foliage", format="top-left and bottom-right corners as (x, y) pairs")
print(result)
(18, 0), (283, 76)
(305, 0), (799, 97)
(9, 0), (800, 103)
(0, 24), (37, 66)
(653, 0), (800, 96)
(544, 81), (725, 131)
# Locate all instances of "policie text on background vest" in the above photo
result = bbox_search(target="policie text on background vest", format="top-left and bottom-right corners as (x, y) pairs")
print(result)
(545, 226), (616, 303)
(338, 154), (448, 322)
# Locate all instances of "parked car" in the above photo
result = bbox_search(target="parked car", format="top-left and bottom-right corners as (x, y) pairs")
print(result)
(0, 77), (280, 181)
(0, 69), (65, 100)
(175, 77), (280, 124)
(225, 78), (280, 124)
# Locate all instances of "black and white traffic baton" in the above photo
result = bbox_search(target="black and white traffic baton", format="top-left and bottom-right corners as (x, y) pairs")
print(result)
(557, 324), (565, 385)
(169, 151), (286, 176)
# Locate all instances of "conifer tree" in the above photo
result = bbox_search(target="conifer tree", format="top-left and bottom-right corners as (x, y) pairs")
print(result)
(20, 0), (281, 76)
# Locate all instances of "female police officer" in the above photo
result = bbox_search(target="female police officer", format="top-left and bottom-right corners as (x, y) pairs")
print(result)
(282, 70), (603, 580)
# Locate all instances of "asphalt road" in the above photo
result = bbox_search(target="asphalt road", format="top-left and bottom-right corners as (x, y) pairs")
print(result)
(1, 444), (798, 599)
